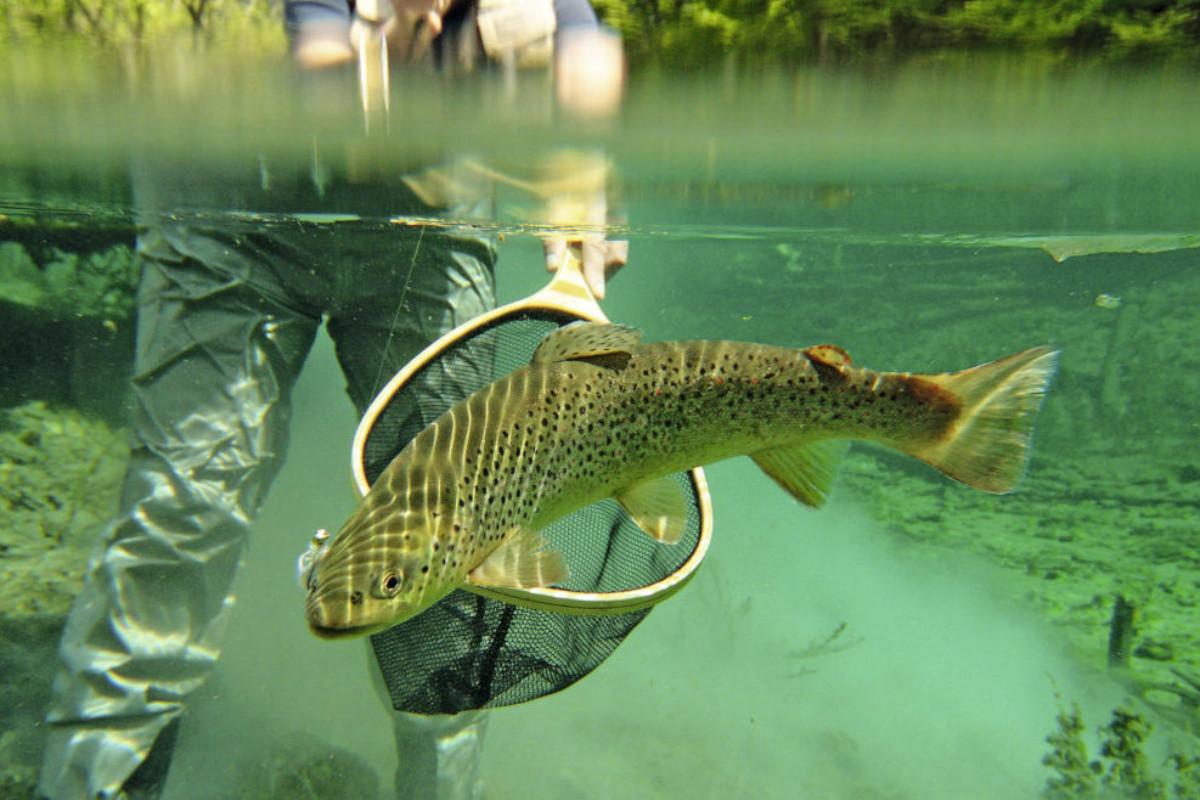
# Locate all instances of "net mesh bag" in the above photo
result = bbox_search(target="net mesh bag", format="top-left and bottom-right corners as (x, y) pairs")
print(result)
(364, 311), (704, 714)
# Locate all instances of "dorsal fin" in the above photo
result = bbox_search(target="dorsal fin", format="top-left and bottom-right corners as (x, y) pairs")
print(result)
(803, 344), (851, 367)
(532, 321), (643, 368)
(803, 344), (851, 384)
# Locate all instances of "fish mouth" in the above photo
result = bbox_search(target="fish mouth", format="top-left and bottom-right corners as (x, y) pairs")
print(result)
(304, 593), (373, 639)
(307, 620), (380, 640)
(305, 596), (394, 639)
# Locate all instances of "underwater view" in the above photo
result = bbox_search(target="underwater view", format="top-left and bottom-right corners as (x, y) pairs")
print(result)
(3, 44), (1200, 800)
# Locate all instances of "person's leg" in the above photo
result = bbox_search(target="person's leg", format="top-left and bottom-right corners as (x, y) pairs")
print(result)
(327, 225), (498, 415)
(326, 224), (497, 800)
(39, 242), (320, 800)
(389, 711), (490, 800)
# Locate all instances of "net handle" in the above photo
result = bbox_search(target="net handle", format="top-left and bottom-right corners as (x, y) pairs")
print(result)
(350, 249), (713, 615)
(353, 247), (606, 492)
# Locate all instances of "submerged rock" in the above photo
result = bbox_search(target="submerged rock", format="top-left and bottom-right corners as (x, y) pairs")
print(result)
(232, 732), (381, 800)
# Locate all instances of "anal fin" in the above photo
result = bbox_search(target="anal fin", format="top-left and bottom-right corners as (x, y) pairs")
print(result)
(751, 440), (848, 508)
(467, 527), (570, 589)
(615, 476), (688, 545)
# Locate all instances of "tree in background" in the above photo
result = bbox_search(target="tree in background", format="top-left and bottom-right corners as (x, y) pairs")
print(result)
(2, 0), (282, 49)
(1, 0), (1197, 62)
(589, 0), (1200, 65)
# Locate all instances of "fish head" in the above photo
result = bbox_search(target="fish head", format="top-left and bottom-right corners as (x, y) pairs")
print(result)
(303, 507), (449, 639)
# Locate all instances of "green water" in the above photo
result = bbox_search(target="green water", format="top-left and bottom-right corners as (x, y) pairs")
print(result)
(3, 48), (1200, 799)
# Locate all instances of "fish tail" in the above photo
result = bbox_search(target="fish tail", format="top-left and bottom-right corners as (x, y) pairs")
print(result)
(904, 346), (1059, 493)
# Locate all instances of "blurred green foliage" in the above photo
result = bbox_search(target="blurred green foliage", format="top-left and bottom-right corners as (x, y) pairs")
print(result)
(1, 0), (1197, 64)
(592, 0), (1200, 65)
(1, 0), (284, 51)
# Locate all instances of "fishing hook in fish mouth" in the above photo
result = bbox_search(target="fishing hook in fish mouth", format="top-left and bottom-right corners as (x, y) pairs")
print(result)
(296, 528), (331, 592)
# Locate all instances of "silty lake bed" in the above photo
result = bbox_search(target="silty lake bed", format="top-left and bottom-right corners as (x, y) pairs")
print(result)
(2, 50), (1200, 798)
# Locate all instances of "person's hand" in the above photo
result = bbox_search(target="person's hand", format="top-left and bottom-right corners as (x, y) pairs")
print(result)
(543, 236), (628, 300)
(384, 0), (455, 62)
(535, 150), (627, 300)
(555, 28), (626, 119)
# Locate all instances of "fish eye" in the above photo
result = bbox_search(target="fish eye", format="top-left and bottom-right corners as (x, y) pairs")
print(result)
(374, 568), (404, 599)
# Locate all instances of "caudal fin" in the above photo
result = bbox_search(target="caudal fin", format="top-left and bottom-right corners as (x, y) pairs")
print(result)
(905, 346), (1059, 493)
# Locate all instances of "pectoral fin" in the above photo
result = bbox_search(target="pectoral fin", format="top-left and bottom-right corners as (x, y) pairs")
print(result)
(751, 440), (849, 508)
(467, 527), (570, 589)
(532, 321), (642, 369)
(615, 476), (688, 544)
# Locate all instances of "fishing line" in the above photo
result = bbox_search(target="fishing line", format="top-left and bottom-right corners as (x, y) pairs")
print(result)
(369, 223), (426, 404)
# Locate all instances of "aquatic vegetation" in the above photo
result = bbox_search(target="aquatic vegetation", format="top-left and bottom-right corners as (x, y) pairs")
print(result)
(1099, 708), (1165, 799)
(1042, 702), (1200, 799)
(1044, 700), (1099, 799)
(1168, 753), (1200, 798)
(0, 771), (40, 800)
(786, 621), (863, 679)
(0, 404), (126, 800)
(0, 403), (127, 571)
(0, 241), (136, 322)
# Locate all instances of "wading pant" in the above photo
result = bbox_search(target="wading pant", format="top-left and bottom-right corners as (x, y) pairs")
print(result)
(38, 171), (497, 800)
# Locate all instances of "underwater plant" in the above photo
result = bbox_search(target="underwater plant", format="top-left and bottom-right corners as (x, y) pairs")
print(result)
(1042, 702), (1200, 799)
(1167, 752), (1200, 798)
(1044, 700), (1099, 799)
(1098, 708), (1167, 799)
(786, 621), (864, 679)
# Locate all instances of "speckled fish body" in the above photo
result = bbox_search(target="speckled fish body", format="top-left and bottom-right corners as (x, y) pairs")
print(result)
(304, 322), (1057, 637)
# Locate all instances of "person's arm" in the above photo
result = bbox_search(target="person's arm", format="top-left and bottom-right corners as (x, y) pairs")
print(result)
(286, 0), (455, 68)
(541, 24), (627, 297)
(287, 0), (629, 297)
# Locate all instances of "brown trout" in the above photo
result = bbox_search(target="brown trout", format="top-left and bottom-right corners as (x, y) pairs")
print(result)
(304, 322), (1057, 637)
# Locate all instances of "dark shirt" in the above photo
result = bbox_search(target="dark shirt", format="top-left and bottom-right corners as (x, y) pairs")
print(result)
(284, 0), (600, 70)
